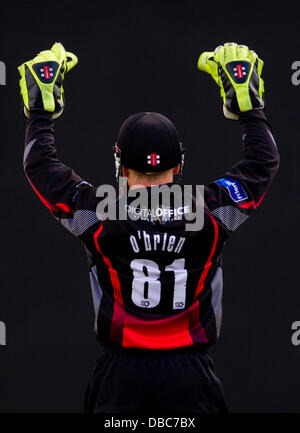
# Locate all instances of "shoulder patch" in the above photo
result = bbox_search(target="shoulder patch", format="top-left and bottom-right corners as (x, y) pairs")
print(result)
(215, 177), (248, 202)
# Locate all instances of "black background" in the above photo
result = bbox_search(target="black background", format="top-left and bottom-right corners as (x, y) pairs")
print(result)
(0, 0), (299, 413)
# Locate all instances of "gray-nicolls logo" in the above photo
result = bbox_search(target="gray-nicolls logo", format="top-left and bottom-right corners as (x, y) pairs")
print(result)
(291, 61), (300, 86)
(0, 321), (6, 346)
(291, 321), (300, 346)
(0, 61), (6, 86)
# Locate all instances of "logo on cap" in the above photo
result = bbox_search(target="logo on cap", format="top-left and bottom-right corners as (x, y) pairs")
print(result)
(147, 153), (160, 166)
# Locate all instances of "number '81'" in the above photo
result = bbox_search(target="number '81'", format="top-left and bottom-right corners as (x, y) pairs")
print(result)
(130, 258), (187, 310)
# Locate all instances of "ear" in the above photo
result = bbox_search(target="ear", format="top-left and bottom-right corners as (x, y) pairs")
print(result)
(173, 163), (181, 175)
(122, 166), (129, 177)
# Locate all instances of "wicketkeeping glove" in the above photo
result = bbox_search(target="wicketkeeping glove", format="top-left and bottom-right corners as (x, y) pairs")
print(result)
(198, 42), (264, 120)
(18, 42), (78, 119)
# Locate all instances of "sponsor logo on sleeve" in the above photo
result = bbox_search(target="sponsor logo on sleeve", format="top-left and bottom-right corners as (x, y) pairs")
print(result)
(215, 177), (248, 202)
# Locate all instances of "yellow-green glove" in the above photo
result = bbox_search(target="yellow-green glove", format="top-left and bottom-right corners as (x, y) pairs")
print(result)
(18, 42), (78, 119)
(198, 42), (264, 120)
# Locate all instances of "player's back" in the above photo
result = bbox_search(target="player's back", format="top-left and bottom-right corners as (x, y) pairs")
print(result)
(84, 183), (226, 350)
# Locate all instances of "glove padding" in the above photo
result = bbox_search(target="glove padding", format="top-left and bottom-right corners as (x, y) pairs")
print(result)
(198, 42), (264, 120)
(18, 42), (78, 119)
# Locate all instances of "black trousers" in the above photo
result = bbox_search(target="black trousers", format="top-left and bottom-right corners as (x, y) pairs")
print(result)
(84, 345), (228, 413)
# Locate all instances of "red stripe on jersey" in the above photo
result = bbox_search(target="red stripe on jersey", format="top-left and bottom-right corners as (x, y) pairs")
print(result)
(256, 191), (266, 207)
(122, 299), (209, 349)
(93, 223), (125, 344)
(238, 190), (267, 210)
(26, 175), (73, 214)
(26, 174), (53, 211)
(193, 213), (219, 300)
(122, 307), (194, 349)
(238, 200), (255, 209)
(55, 203), (72, 212)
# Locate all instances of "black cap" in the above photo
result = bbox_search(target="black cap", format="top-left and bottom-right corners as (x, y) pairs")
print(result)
(116, 112), (183, 172)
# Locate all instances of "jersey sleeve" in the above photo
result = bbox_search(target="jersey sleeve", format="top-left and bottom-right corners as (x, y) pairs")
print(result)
(23, 111), (100, 237)
(205, 109), (280, 233)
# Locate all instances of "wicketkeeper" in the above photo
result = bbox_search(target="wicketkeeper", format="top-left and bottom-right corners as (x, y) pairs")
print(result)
(19, 42), (279, 413)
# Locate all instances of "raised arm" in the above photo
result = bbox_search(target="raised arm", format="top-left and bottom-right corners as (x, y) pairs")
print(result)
(198, 42), (279, 233)
(24, 111), (96, 219)
(205, 109), (279, 232)
(20, 43), (99, 236)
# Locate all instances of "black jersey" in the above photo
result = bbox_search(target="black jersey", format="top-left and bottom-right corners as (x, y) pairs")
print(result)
(23, 110), (279, 350)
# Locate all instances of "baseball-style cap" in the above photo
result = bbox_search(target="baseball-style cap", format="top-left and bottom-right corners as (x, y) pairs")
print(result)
(115, 112), (184, 173)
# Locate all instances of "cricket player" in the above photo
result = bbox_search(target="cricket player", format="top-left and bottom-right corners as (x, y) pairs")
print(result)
(19, 42), (279, 413)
